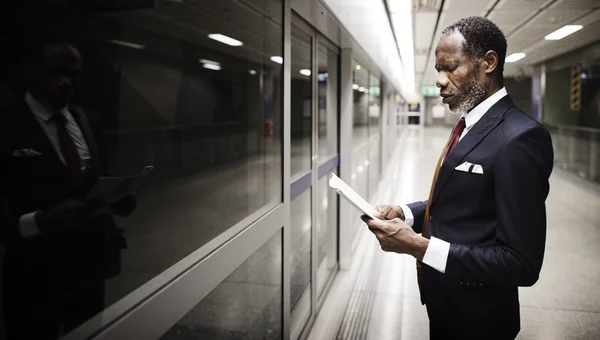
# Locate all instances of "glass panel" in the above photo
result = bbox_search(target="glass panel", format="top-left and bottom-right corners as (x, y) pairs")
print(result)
(351, 60), (370, 241)
(290, 190), (312, 335)
(351, 60), (369, 198)
(317, 43), (338, 160)
(161, 230), (282, 340)
(0, 0), (282, 337)
(291, 26), (313, 178)
(368, 75), (381, 197)
(316, 168), (338, 299)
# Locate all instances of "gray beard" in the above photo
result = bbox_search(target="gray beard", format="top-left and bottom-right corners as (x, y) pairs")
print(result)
(453, 80), (488, 114)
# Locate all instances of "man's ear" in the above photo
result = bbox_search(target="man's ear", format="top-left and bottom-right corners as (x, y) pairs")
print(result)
(483, 50), (499, 74)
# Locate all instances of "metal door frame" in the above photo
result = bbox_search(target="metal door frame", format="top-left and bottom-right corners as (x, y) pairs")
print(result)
(289, 11), (341, 340)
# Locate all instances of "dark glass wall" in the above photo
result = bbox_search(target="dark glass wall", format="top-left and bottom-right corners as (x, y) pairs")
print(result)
(0, 0), (282, 337)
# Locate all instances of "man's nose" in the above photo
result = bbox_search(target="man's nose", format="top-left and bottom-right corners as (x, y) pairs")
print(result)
(436, 71), (449, 89)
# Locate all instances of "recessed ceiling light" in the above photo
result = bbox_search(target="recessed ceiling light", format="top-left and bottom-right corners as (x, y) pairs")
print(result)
(271, 56), (283, 64)
(208, 33), (243, 47)
(203, 63), (221, 71)
(358, 86), (365, 92)
(505, 53), (526, 63)
(352, 84), (359, 90)
(249, 70), (257, 75)
(545, 25), (583, 40)
(199, 59), (221, 71)
(355, 65), (361, 71)
(107, 39), (145, 49)
(299, 69), (311, 76)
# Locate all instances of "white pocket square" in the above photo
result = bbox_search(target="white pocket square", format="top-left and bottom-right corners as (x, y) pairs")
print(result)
(455, 161), (484, 175)
(11, 149), (43, 157)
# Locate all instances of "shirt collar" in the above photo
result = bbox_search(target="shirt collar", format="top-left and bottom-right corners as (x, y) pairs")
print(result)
(462, 87), (508, 129)
(25, 92), (69, 122)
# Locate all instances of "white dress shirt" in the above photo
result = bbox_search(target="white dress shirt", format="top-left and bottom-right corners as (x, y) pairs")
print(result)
(400, 87), (508, 273)
(19, 92), (92, 238)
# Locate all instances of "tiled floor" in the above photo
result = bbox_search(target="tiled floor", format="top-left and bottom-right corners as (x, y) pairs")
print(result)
(314, 126), (600, 340)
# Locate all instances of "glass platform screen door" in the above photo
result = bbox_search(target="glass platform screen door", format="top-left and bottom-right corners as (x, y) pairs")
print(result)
(289, 14), (340, 340)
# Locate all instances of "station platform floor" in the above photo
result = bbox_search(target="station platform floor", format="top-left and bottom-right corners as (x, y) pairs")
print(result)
(308, 126), (600, 340)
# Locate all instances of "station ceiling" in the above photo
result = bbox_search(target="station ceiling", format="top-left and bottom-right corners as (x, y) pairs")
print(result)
(408, 0), (600, 87)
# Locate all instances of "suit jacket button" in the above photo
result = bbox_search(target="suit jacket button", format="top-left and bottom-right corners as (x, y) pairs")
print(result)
(429, 215), (435, 222)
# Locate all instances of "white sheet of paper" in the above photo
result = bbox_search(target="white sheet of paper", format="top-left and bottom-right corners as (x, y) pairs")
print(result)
(328, 173), (380, 220)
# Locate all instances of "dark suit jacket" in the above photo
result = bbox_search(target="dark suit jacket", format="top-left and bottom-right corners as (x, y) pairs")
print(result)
(407, 96), (554, 339)
(0, 100), (120, 312)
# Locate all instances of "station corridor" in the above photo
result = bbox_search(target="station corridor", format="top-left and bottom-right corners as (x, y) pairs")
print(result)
(309, 127), (600, 340)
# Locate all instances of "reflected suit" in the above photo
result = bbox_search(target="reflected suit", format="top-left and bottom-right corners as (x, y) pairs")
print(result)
(0, 98), (124, 339)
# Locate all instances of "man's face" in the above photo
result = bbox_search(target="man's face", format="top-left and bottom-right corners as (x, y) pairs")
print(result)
(434, 32), (488, 113)
(30, 44), (82, 109)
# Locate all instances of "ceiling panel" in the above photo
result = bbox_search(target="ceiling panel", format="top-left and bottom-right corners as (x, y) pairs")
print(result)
(496, 0), (552, 10)
(414, 12), (438, 50)
(443, 0), (494, 12)
(510, 25), (556, 51)
(518, 9), (600, 65)
(551, 0), (600, 10)
(488, 9), (533, 29)
(530, 8), (589, 27)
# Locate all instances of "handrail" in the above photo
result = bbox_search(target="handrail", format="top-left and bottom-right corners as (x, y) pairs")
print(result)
(544, 123), (600, 134)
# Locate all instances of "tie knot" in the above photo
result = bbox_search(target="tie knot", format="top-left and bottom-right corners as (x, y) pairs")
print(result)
(453, 117), (466, 135)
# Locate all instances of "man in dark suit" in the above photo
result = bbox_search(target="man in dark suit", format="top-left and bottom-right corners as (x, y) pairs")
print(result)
(362, 17), (553, 339)
(0, 39), (134, 339)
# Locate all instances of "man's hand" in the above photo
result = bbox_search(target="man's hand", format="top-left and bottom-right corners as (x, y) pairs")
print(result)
(36, 199), (103, 232)
(110, 194), (137, 217)
(374, 205), (405, 221)
(361, 216), (429, 260)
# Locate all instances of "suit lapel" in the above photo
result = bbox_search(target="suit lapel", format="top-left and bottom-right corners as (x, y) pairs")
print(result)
(16, 102), (61, 165)
(431, 95), (515, 204)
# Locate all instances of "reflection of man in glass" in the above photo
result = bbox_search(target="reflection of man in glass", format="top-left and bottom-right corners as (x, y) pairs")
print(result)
(0, 39), (135, 339)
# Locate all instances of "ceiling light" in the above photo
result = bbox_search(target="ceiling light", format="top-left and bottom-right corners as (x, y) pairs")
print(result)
(199, 59), (221, 71)
(203, 63), (221, 71)
(352, 84), (359, 90)
(545, 25), (583, 40)
(199, 59), (219, 65)
(358, 86), (365, 92)
(271, 56), (283, 64)
(249, 70), (257, 75)
(208, 33), (243, 47)
(355, 65), (361, 71)
(505, 53), (526, 63)
(299, 69), (311, 76)
(107, 39), (145, 50)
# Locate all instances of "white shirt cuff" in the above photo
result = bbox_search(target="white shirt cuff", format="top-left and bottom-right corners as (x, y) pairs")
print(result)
(19, 212), (42, 238)
(422, 236), (450, 274)
(399, 204), (414, 227)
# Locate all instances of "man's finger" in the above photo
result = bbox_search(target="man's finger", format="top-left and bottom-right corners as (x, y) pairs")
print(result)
(365, 217), (385, 230)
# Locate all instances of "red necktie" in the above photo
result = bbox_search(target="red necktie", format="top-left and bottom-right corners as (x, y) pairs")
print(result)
(52, 112), (83, 177)
(416, 116), (466, 305)
(444, 116), (466, 160)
